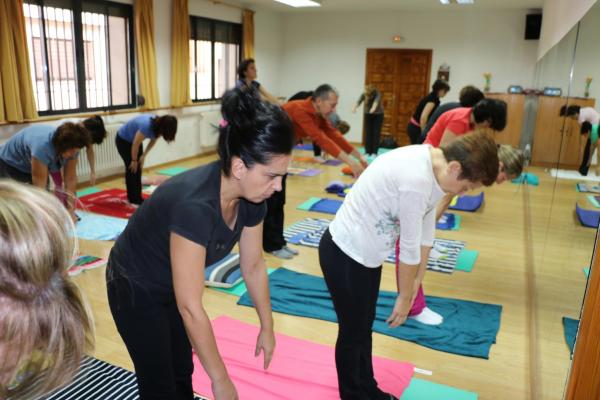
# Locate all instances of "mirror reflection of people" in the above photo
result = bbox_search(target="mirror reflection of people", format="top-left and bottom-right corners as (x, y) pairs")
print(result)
(0, 181), (94, 399)
(0, 122), (90, 221)
(406, 79), (450, 145)
(560, 105), (600, 176)
(352, 84), (384, 157)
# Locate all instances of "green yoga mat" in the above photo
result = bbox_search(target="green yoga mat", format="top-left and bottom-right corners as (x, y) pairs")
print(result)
(584, 267), (590, 278)
(297, 197), (323, 211)
(76, 187), (103, 197)
(157, 166), (189, 176)
(455, 249), (479, 272)
(452, 214), (462, 231)
(588, 195), (600, 208)
(214, 268), (276, 296)
(401, 378), (477, 400)
(358, 147), (393, 156)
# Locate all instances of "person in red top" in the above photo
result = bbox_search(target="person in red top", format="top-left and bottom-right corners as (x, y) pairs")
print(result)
(423, 99), (507, 148)
(283, 84), (368, 177)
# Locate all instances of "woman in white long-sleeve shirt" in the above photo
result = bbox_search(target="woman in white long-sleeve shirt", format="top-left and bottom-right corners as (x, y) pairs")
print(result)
(318, 131), (500, 400)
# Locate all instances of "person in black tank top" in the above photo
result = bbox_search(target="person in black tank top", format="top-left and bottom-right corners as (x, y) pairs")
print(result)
(406, 79), (450, 144)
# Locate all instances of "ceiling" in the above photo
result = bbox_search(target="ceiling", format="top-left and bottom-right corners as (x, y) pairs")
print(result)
(225, 0), (544, 13)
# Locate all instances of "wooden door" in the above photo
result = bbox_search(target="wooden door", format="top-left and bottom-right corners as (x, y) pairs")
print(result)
(486, 93), (524, 147)
(364, 50), (398, 141)
(365, 49), (432, 146)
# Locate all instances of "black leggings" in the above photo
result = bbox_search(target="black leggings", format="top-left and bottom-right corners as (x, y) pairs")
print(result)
(406, 122), (421, 145)
(263, 175), (287, 252)
(318, 229), (389, 400)
(364, 114), (384, 155)
(107, 266), (194, 400)
(580, 137), (592, 176)
(116, 135), (144, 204)
(0, 158), (32, 183)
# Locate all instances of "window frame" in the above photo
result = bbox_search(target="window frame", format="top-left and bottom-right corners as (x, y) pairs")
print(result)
(189, 15), (242, 103)
(24, 0), (137, 116)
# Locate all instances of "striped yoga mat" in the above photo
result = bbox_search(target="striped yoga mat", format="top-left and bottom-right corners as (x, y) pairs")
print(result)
(205, 253), (242, 288)
(283, 218), (466, 273)
(36, 357), (208, 400)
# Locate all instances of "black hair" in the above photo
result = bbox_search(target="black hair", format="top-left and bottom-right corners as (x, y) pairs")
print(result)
(459, 86), (485, 107)
(82, 115), (106, 144)
(312, 84), (338, 101)
(560, 105), (581, 117)
(432, 79), (450, 94)
(288, 91), (314, 101)
(472, 98), (507, 131)
(581, 121), (592, 135)
(237, 58), (255, 80)
(152, 115), (178, 142)
(218, 88), (294, 176)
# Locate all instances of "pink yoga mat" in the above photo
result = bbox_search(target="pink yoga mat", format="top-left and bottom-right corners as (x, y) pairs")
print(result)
(192, 316), (414, 399)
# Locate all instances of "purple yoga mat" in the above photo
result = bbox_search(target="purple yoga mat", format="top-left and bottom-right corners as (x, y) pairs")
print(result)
(298, 168), (323, 177)
(322, 159), (343, 166)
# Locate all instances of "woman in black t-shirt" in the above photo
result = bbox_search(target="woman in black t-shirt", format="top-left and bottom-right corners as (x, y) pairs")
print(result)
(407, 79), (450, 144)
(106, 89), (294, 400)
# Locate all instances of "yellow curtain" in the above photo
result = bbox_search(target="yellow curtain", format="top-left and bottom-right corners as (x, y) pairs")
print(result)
(242, 9), (254, 60)
(0, 0), (38, 122)
(134, 0), (160, 109)
(170, 0), (190, 106)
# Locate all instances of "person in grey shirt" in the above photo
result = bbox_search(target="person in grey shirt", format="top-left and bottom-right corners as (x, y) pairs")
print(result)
(353, 85), (384, 156)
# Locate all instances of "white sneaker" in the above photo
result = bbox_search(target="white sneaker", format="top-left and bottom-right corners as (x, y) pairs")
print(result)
(283, 245), (299, 255)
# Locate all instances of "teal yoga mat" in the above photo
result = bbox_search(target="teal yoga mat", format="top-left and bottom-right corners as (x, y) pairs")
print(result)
(455, 249), (479, 272)
(76, 187), (102, 197)
(157, 166), (189, 176)
(401, 378), (477, 400)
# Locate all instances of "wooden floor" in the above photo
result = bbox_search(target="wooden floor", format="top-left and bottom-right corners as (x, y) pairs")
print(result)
(74, 150), (596, 400)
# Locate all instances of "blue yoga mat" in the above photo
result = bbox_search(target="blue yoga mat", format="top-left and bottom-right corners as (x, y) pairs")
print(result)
(576, 203), (600, 228)
(449, 192), (484, 212)
(294, 143), (314, 151)
(562, 317), (579, 354)
(298, 197), (344, 214)
(238, 268), (502, 358)
(75, 211), (128, 241)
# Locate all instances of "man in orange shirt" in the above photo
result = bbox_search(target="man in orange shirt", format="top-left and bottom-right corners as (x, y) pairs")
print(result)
(263, 85), (368, 260)
(283, 84), (368, 176)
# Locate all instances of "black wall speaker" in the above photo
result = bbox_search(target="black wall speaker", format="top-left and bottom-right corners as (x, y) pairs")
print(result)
(525, 14), (542, 40)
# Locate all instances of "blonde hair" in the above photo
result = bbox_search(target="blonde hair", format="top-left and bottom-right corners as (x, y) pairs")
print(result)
(0, 181), (94, 399)
(498, 144), (524, 178)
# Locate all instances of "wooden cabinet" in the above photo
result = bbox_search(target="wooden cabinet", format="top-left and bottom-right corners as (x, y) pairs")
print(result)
(485, 93), (525, 147)
(531, 96), (596, 168)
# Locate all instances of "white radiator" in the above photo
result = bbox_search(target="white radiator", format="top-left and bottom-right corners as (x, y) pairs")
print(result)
(76, 123), (123, 182)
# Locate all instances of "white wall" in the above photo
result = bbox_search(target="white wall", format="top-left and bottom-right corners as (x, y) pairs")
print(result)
(254, 11), (283, 96)
(571, 5), (600, 101)
(537, 0), (597, 61)
(277, 9), (539, 143)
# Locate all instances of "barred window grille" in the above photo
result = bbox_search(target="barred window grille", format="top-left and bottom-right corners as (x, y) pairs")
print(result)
(189, 16), (241, 102)
(23, 0), (136, 115)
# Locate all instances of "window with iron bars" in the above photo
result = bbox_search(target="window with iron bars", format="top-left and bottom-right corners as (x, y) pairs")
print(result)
(189, 16), (241, 102)
(23, 0), (136, 115)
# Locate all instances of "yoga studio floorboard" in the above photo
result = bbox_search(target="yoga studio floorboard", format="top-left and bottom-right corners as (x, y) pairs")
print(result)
(75, 149), (593, 400)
